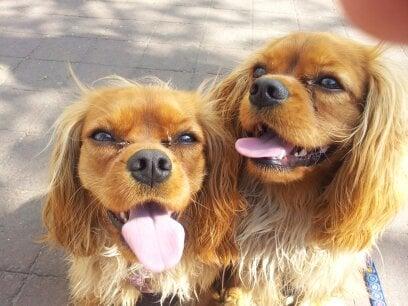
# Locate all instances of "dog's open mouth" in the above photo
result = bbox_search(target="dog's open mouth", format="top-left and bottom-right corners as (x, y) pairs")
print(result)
(235, 123), (330, 170)
(108, 202), (185, 273)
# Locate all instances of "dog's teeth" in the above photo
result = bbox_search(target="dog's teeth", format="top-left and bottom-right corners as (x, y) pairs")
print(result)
(120, 212), (127, 222)
(278, 151), (287, 159)
(298, 149), (307, 157)
(294, 152), (299, 157)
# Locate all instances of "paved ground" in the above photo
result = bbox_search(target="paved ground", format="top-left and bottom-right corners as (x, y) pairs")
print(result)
(0, 0), (407, 305)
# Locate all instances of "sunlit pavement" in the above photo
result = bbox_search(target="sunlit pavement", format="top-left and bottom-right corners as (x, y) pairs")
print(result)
(1, 1), (407, 305)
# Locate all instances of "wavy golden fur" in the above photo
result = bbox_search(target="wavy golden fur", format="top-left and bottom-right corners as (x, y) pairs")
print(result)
(211, 32), (408, 305)
(42, 78), (243, 305)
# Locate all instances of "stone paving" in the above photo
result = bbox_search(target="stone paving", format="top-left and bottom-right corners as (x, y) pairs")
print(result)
(0, 0), (407, 305)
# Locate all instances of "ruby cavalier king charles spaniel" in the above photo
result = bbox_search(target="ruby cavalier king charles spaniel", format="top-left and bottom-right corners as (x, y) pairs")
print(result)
(212, 32), (408, 305)
(43, 80), (242, 305)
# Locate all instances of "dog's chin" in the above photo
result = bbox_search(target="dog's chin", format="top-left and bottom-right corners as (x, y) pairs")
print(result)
(236, 123), (334, 183)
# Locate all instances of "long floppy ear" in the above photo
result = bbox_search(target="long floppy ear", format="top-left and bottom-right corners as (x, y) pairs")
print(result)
(187, 62), (251, 264)
(210, 66), (251, 139)
(314, 54), (408, 250)
(188, 96), (246, 265)
(43, 98), (103, 256)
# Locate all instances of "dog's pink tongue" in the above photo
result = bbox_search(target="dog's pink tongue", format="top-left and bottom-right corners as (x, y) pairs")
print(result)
(235, 134), (294, 158)
(121, 204), (185, 273)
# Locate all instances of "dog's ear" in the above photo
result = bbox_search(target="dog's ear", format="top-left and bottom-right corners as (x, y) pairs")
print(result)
(189, 61), (252, 264)
(189, 98), (246, 265)
(314, 55), (408, 250)
(43, 98), (103, 256)
(211, 66), (250, 138)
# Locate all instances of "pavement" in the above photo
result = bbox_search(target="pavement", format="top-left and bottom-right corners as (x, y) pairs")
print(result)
(0, 0), (407, 305)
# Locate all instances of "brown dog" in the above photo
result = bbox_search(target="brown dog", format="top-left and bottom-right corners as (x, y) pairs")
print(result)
(43, 80), (243, 305)
(212, 32), (408, 305)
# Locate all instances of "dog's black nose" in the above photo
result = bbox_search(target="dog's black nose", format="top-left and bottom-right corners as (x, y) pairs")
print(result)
(249, 78), (289, 108)
(127, 149), (172, 186)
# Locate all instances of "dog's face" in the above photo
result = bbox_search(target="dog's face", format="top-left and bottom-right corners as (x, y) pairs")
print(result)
(44, 83), (243, 270)
(79, 87), (205, 217)
(235, 33), (371, 183)
(215, 32), (408, 250)
(77, 87), (209, 270)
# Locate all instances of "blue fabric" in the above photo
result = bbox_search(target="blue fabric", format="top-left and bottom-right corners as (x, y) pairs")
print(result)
(364, 257), (387, 306)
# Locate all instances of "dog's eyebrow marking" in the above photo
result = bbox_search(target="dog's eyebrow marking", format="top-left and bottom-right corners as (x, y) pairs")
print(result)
(169, 117), (192, 125)
(287, 52), (300, 74)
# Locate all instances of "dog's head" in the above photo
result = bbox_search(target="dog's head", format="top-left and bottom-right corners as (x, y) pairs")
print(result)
(43, 82), (242, 270)
(214, 32), (408, 249)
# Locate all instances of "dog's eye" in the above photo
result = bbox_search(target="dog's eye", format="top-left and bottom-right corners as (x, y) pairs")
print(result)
(177, 133), (197, 144)
(317, 77), (343, 90)
(253, 66), (267, 78)
(91, 131), (115, 142)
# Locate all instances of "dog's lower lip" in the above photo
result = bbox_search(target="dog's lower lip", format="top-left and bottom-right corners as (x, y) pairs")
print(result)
(250, 148), (330, 170)
(108, 210), (124, 230)
(251, 157), (292, 171)
(108, 202), (177, 230)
